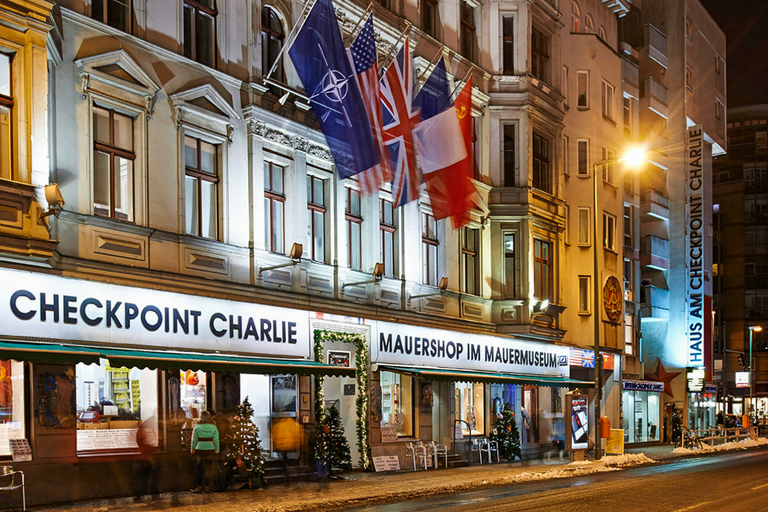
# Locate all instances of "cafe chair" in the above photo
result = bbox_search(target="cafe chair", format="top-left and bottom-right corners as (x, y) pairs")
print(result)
(0, 466), (25, 511)
(429, 441), (448, 468)
(404, 442), (427, 471)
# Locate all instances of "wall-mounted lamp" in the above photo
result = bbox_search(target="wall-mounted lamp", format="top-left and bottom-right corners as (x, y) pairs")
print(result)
(40, 183), (65, 218)
(258, 243), (303, 277)
(342, 263), (385, 292)
(407, 277), (448, 304)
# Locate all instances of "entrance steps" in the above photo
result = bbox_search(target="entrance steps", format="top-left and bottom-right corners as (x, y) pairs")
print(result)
(264, 459), (316, 485)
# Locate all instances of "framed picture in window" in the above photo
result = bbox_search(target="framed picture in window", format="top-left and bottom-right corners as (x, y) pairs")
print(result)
(328, 351), (351, 368)
(271, 375), (297, 414)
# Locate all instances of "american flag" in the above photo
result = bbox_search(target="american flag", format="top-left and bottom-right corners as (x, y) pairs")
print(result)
(570, 348), (595, 368)
(380, 37), (421, 207)
(348, 16), (392, 194)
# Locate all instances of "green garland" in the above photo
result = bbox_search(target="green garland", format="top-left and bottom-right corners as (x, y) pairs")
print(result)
(314, 329), (371, 470)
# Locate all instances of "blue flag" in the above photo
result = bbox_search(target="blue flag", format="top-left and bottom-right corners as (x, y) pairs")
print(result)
(288, 0), (379, 179)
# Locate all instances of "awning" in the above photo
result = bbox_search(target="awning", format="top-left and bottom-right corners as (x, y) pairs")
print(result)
(378, 365), (594, 388)
(0, 340), (101, 365)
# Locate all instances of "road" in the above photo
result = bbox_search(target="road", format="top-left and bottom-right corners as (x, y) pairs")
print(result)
(346, 450), (768, 512)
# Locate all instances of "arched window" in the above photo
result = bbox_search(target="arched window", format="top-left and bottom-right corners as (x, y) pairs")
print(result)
(584, 14), (594, 34)
(598, 26), (606, 41)
(261, 7), (284, 81)
(571, 2), (580, 33)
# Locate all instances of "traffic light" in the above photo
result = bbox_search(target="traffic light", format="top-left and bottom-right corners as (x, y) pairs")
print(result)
(738, 354), (746, 367)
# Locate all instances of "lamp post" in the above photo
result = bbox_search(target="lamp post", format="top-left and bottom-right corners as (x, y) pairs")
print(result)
(749, 326), (762, 415)
(592, 147), (645, 460)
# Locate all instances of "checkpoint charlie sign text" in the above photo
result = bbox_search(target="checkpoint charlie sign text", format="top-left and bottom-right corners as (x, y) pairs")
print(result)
(686, 126), (705, 367)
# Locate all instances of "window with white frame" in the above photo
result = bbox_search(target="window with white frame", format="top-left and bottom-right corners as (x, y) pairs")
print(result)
(578, 276), (590, 314)
(623, 205), (633, 247)
(422, 211), (439, 286)
(380, 371), (413, 437)
(504, 233), (516, 299)
(603, 212), (616, 251)
(346, 186), (362, 269)
(577, 139), (589, 176)
(601, 147), (615, 184)
(461, 227), (479, 295)
(578, 207), (590, 246)
(0, 53), (13, 180)
(380, 198), (397, 278)
(183, 0), (217, 68)
(307, 175), (327, 263)
(624, 257), (633, 301)
(624, 312), (634, 355)
(264, 161), (285, 254)
(577, 70), (589, 108)
(502, 15), (514, 75)
(531, 27), (550, 83)
(602, 80), (614, 120)
(93, 105), (135, 222)
(571, 2), (580, 33)
(455, 381), (485, 435)
(92, 0), (131, 32)
(184, 136), (219, 239)
(261, 7), (284, 81)
(533, 239), (552, 301)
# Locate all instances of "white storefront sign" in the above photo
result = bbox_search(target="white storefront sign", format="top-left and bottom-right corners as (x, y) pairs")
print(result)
(0, 268), (310, 358)
(372, 321), (570, 377)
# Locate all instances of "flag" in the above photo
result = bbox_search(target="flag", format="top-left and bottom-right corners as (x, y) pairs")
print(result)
(288, 0), (379, 179)
(348, 15), (392, 194)
(570, 348), (595, 368)
(380, 38), (421, 207)
(426, 76), (476, 227)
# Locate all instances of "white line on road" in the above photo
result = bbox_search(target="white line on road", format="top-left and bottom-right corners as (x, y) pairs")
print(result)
(672, 503), (712, 512)
(750, 482), (768, 490)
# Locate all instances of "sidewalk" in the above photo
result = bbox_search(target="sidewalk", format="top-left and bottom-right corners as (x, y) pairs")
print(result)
(33, 443), (755, 512)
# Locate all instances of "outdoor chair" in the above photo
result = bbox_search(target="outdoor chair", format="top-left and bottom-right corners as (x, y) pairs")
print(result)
(0, 466), (25, 511)
(482, 438), (500, 463)
(404, 442), (427, 471)
(429, 441), (448, 468)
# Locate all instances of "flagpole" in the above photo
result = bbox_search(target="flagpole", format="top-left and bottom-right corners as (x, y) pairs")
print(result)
(448, 67), (474, 104)
(379, 23), (412, 78)
(343, 2), (375, 47)
(265, 0), (319, 82)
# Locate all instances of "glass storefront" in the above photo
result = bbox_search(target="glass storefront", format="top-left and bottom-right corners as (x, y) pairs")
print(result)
(688, 386), (717, 430)
(454, 381), (484, 435)
(180, 369), (207, 419)
(0, 360), (24, 456)
(380, 370), (413, 436)
(622, 380), (662, 443)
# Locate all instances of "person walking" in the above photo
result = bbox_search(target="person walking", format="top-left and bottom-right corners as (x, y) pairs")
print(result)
(716, 410), (725, 430)
(271, 417), (300, 483)
(191, 410), (220, 493)
(213, 411), (233, 491)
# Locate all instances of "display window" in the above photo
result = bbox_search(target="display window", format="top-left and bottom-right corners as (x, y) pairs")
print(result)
(490, 383), (516, 416)
(180, 369), (207, 419)
(380, 371), (413, 436)
(271, 375), (297, 415)
(622, 390), (660, 443)
(0, 360), (25, 457)
(75, 360), (159, 452)
(241, 374), (271, 450)
(688, 391), (716, 430)
(455, 381), (484, 435)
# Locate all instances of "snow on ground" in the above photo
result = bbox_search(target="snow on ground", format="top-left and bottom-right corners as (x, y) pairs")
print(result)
(600, 453), (655, 466)
(495, 453), (654, 484)
(672, 436), (768, 456)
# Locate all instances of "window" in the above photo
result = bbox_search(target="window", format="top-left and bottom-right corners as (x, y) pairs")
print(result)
(532, 132), (551, 193)
(603, 212), (616, 251)
(93, 106), (135, 222)
(422, 212), (439, 286)
(503, 124), (515, 186)
(685, 17), (693, 40)
(0, 360), (24, 456)
(715, 55), (721, 74)
(601, 147), (615, 184)
(76, 360), (159, 453)
(380, 371), (412, 436)
(602, 80), (614, 120)
(571, 2), (580, 33)
(584, 14), (594, 34)
(624, 257), (633, 301)
(504, 233), (516, 299)
(380, 198), (396, 278)
(261, 7), (284, 81)
(562, 135), (569, 176)
(533, 239), (552, 301)
(0, 53), (12, 180)
(180, 370), (207, 418)
(460, 2), (476, 61)
(92, 0), (130, 32)
(598, 26), (606, 40)
(561, 65), (569, 105)
(685, 67), (693, 91)
(624, 313), (634, 355)
(183, 0), (217, 67)
(264, 161), (285, 254)
(623, 205), (633, 247)
(345, 187), (362, 269)
(377, 0), (393, 10)
(564, 205), (570, 245)
(578, 276), (590, 314)
(578, 207), (590, 245)
(307, 175), (327, 263)
(577, 139), (589, 176)
(461, 227), (479, 295)
(472, 117), (481, 179)
(502, 15), (514, 74)
(623, 96), (632, 138)
(715, 100), (723, 120)
(455, 382), (484, 435)
(184, 136), (218, 239)
(531, 28), (549, 83)
(422, 0), (439, 39)
(577, 70), (589, 108)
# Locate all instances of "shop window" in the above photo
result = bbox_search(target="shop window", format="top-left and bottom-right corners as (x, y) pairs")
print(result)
(92, 0), (131, 32)
(307, 175), (327, 263)
(180, 369), (207, 419)
(0, 53), (12, 180)
(622, 390), (660, 443)
(240, 374), (271, 451)
(380, 371), (412, 436)
(490, 383), (516, 417)
(93, 105), (135, 222)
(271, 375), (297, 414)
(183, 0), (217, 68)
(76, 360), (159, 452)
(502, 15), (514, 75)
(380, 198), (397, 277)
(346, 187), (362, 269)
(264, 161), (285, 254)
(184, 136), (219, 239)
(0, 360), (24, 457)
(503, 232), (516, 299)
(422, 211), (439, 286)
(455, 382), (484, 435)
(261, 7), (284, 81)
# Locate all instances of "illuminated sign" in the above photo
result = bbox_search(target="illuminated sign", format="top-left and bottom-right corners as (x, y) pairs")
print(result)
(687, 125), (705, 368)
(687, 368), (705, 392)
(623, 380), (664, 392)
(569, 395), (589, 450)
(735, 372), (750, 389)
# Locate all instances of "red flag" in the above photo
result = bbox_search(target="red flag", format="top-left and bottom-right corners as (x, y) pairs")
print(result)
(423, 76), (476, 228)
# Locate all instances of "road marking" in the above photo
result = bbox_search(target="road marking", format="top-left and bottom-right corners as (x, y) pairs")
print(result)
(673, 503), (712, 512)
(751, 482), (768, 490)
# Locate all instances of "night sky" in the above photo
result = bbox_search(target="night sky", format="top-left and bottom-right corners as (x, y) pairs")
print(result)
(700, 0), (768, 107)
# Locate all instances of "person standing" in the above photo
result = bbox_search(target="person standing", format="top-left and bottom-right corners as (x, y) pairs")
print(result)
(213, 411), (233, 491)
(191, 411), (220, 493)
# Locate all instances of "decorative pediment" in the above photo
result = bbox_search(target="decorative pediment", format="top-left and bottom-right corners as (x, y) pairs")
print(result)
(75, 49), (159, 99)
(170, 84), (240, 140)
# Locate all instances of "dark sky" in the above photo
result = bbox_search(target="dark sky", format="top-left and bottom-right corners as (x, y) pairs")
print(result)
(700, 0), (768, 107)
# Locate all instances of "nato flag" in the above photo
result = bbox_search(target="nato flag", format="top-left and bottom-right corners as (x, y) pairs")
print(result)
(288, 0), (379, 179)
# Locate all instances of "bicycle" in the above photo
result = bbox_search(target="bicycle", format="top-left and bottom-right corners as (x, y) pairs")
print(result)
(676, 427), (704, 450)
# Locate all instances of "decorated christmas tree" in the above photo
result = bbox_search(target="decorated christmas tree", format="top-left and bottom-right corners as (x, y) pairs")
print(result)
(315, 405), (352, 473)
(490, 404), (521, 461)
(228, 396), (265, 488)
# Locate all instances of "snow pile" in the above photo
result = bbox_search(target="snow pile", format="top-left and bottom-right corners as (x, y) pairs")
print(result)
(672, 436), (768, 455)
(599, 453), (654, 467)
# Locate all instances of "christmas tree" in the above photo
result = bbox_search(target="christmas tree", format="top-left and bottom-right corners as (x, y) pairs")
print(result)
(490, 404), (521, 461)
(228, 396), (266, 488)
(315, 405), (352, 473)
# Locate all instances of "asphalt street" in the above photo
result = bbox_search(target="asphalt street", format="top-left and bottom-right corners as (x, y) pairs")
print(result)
(347, 451), (768, 512)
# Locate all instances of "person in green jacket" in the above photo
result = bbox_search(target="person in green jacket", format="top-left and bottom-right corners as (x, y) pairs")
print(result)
(191, 410), (220, 493)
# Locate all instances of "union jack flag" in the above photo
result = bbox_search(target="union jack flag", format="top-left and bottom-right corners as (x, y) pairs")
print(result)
(348, 15), (392, 194)
(570, 348), (595, 368)
(380, 37), (421, 207)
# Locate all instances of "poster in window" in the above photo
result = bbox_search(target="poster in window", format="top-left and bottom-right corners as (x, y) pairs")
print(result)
(327, 351), (351, 367)
(36, 369), (77, 428)
(271, 376), (297, 413)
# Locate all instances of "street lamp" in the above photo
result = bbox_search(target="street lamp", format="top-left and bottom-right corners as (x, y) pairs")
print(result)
(592, 146), (646, 460)
(749, 326), (762, 415)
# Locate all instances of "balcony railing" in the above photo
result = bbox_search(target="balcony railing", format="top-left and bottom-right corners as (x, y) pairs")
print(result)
(640, 235), (669, 270)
